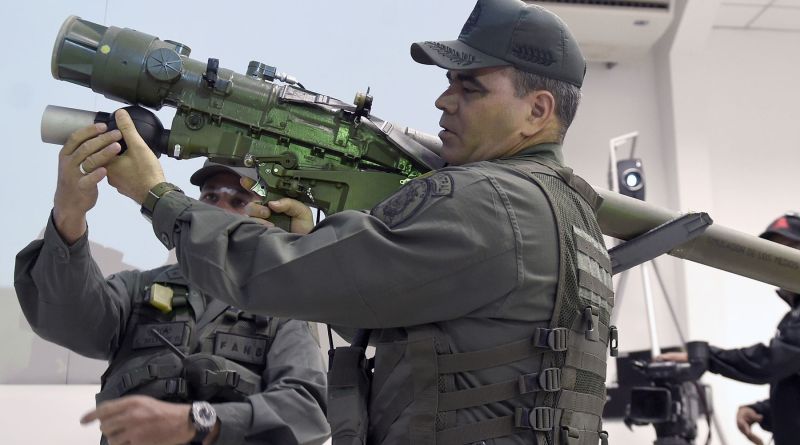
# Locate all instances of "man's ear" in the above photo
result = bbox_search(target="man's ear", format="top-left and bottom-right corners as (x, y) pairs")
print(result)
(522, 90), (555, 137)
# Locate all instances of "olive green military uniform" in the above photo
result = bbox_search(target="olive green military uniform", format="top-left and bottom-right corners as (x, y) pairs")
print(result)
(14, 216), (330, 445)
(139, 143), (613, 444)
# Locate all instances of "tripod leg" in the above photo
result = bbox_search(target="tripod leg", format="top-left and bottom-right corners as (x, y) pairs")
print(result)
(611, 270), (629, 325)
(651, 261), (687, 345)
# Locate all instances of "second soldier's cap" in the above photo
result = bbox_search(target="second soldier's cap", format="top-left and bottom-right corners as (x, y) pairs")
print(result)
(410, 0), (586, 87)
(190, 160), (259, 187)
(760, 213), (800, 244)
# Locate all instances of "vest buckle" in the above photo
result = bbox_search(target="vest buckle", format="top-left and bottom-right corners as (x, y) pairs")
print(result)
(534, 327), (568, 352)
(514, 407), (554, 431)
(518, 368), (561, 393)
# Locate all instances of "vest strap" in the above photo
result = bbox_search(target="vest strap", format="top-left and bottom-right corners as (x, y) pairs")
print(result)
(97, 363), (182, 402)
(438, 368), (561, 412)
(574, 233), (612, 273)
(437, 337), (534, 374)
(558, 389), (606, 414)
(437, 329), (568, 376)
(564, 349), (607, 379)
(578, 270), (614, 302)
(435, 415), (516, 445)
(207, 369), (257, 396)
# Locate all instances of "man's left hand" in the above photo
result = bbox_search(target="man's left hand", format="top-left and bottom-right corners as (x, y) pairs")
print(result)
(105, 109), (166, 205)
(244, 197), (315, 235)
(80, 395), (206, 445)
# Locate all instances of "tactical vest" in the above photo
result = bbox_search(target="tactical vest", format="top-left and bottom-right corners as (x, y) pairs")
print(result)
(96, 265), (278, 406)
(368, 158), (615, 445)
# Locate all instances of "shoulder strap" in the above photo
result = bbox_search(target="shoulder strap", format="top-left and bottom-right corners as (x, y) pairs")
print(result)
(501, 157), (603, 213)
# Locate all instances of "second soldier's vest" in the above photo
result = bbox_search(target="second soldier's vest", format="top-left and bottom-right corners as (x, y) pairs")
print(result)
(368, 157), (615, 445)
(96, 265), (278, 405)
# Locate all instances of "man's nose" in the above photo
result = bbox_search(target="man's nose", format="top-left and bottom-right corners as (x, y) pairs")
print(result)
(435, 90), (456, 114)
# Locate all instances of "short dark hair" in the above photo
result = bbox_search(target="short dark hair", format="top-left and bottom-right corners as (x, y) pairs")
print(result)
(509, 68), (581, 142)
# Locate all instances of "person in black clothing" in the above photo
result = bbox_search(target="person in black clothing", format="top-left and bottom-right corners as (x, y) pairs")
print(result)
(657, 213), (800, 445)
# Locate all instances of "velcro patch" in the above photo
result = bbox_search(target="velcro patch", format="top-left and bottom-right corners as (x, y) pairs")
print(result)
(371, 179), (429, 227)
(427, 173), (454, 197)
(132, 322), (187, 349)
(214, 332), (268, 366)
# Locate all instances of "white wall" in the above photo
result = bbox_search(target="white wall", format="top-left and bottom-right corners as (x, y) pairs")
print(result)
(688, 26), (800, 445)
(646, 1), (799, 443)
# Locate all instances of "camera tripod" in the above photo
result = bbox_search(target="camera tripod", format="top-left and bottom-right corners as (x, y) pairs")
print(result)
(609, 213), (726, 445)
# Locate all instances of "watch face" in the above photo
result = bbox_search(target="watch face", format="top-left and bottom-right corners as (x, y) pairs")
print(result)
(192, 401), (216, 430)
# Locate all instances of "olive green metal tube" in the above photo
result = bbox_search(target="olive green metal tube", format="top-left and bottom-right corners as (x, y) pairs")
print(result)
(596, 188), (800, 294)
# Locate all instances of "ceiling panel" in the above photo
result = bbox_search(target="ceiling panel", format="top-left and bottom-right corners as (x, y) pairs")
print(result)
(721, 0), (772, 5)
(752, 6), (800, 29)
(774, 0), (800, 7)
(715, 5), (765, 27)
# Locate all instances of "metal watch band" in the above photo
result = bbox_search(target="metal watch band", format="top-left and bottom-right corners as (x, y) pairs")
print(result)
(189, 401), (216, 445)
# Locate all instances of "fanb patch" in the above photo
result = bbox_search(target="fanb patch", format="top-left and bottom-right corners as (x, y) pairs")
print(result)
(372, 179), (429, 227)
(427, 173), (454, 197)
(214, 332), (268, 365)
(132, 322), (187, 349)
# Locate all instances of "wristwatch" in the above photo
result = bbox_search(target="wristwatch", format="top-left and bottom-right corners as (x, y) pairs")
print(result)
(140, 182), (183, 222)
(189, 401), (216, 445)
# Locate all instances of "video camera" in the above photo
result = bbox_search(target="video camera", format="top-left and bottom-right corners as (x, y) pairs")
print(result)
(624, 342), (712, 445)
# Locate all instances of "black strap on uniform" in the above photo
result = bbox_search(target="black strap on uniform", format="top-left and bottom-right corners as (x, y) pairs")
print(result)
(436, 407), (556, 445)
(437, 329), (567, 375)
(438, 368), (561, 411)
(96, 363), (185, 403)
(202, 369), (258, 395)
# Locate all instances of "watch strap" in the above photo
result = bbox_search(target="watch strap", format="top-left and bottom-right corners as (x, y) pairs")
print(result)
(141, 182), (184, 220)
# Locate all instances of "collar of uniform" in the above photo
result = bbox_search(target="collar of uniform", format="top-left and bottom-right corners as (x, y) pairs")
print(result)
(509, 142), (564, 164)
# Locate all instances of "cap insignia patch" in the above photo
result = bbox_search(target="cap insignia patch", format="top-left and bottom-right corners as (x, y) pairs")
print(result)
(424, 41), (476, 67)
(460, 2), (482, 36)
(511, 45), (556, 67)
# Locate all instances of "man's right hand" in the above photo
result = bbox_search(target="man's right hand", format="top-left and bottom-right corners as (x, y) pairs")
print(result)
(654, 352), (688, 363)
(53, 123), (122, 244)
(736, 405), (764, 445)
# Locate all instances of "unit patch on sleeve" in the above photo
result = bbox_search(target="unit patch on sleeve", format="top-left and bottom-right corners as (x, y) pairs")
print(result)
(426, 172), (454, 197)
(214, 332), (268, 365)
(371, 179), (430, 228)
(132, 322), (188, 349)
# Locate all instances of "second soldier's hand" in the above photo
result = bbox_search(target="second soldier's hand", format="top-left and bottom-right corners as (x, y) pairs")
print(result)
(53, 122), (122, 244)
(79, 395), (220, 445)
